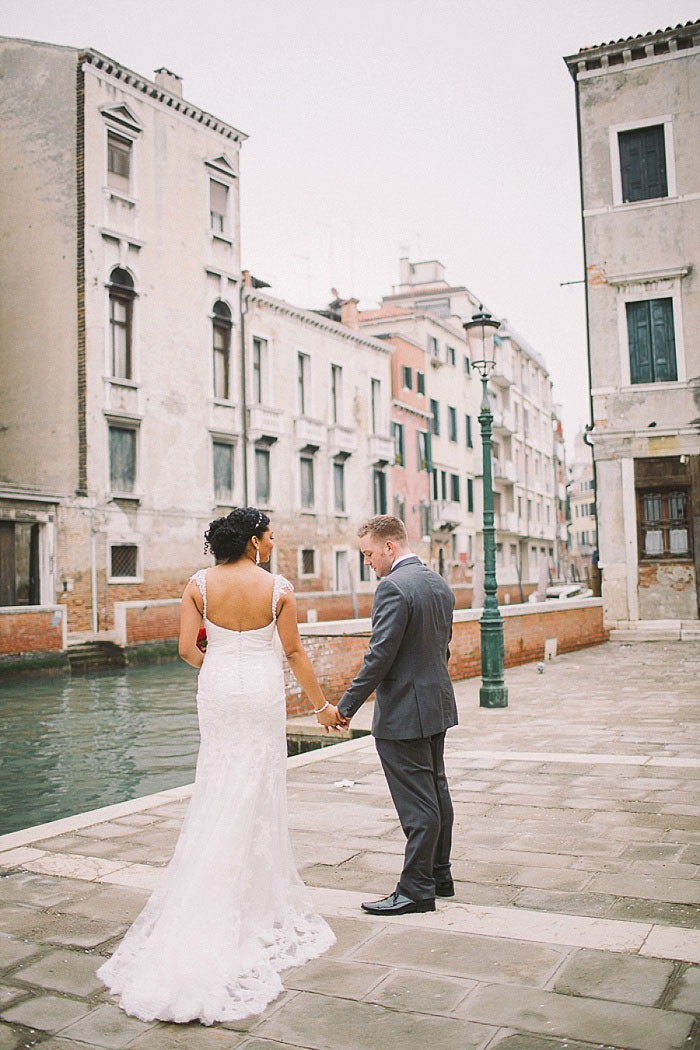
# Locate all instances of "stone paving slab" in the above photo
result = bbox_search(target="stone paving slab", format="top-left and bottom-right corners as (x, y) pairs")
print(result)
(0, 640), (699, 1049)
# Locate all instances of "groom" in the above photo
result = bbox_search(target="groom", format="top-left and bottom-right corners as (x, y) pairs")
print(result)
(336, 515), (457, 915)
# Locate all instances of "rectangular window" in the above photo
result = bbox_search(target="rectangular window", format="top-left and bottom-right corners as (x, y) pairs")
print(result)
(416, 371), (425, 394)
(110, 544), (138, 580)
(107, 131), (131, 193)
(392, 421), (405, 466)
(0, 521), (40, 606)
(213, 441), (234, 502)
(465, 414), (473, 448)
(255, 447), (270, 504)
(430, 399), (440, 436)
(431, 469), (439, 500)
(213, 320), (230, 399)
(450, 473), (460, 502)
(417, 430), (431, 472)
(447, 406), (457, 443)
(441, 470), (448, 501)
(335, 549), (350, 591)
(301, 548), (317, 576)
(638, 489), (691, 560)
(110, 292), (132, 379)
(331, 364), (342, 423)
(393, 492), (406, 521)
(251, 337), (266, 404)
(300, 454), (315, 509)
(333, 459), (346, 513)
(446, 346), (456, 366)
(427, 335), (439, 358)
(401, 365), (413, 390)
(359, 549), (371, 582)
(209, 179), (229, 234)
(626, 298), (677, 384)
(297, 352), (310, 415)
(464, 355), (471, 376)
(371, 378), (381, 434)
(467, 477), (474, 513)
(618, 124), (668, 203)
(373, 468), (387, 515)
(419, 501), (430, 538)
(109, 426), (136, 493)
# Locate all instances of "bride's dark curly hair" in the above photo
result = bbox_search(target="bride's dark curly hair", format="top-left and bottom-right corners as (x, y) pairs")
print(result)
(204, 507), (270, 562)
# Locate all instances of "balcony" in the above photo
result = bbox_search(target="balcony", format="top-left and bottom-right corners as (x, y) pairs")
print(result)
(328, 424), (357, 457)
(432, 500), (463, 529)
(247, 404), (284, 442)
(294, 416), (326, 449)
(368, 433), (394, 465)
(492, 408), (514, 434)
(496, 511), (518, 533)
(492, 458), (516, 484)
(490, 353), (513, 388)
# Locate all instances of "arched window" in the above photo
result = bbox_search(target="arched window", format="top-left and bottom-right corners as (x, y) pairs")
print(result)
(212, 300), (232, 400)
(109, 268), (136, 379)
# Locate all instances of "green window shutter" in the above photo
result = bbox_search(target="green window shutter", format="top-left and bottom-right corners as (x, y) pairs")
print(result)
(650, 298), (677, 381)
(618, 125), (668, 202)
(626, 301), (654, 383)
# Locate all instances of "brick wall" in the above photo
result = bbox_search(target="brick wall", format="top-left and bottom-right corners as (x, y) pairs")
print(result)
(284, 598), (608, 717)
(0, 606), (67, 654)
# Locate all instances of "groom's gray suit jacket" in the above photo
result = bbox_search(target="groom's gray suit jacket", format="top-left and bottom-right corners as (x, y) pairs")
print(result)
(337, 557), (457, 740)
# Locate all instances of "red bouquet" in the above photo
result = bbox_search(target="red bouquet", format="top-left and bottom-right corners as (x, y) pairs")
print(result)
(196, 627), (208, 653)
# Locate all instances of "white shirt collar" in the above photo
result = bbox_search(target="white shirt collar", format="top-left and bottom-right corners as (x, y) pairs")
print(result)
(390, 553), (416, 571)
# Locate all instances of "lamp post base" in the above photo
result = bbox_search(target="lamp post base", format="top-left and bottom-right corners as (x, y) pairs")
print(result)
(479, 684), (509, 709)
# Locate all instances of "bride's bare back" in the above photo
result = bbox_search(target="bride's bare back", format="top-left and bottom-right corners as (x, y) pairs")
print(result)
(195, 562), (275, 632)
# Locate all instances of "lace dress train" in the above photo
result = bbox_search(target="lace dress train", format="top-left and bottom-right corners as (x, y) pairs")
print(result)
(97, 571), (334, 1025)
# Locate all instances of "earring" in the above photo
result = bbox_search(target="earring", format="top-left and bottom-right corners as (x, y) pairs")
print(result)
(255, 549), (261, 565)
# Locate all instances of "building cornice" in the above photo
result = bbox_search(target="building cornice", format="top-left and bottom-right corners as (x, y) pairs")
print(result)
(391, 399), (432, 421)
(244, 290), (392, 353)
(360, 311), (467, 344)
(606, 265), (691, 287)
(564, 20), (700, 79)
(81, 48), (248, 143)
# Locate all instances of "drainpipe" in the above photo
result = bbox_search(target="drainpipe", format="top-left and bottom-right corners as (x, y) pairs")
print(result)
(574, 73), (601, 597)
(240, 277), (250, 504)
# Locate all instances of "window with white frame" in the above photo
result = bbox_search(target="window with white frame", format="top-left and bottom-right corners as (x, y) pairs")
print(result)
(446, 346), (456, 367)
(298, 353), (310, 416)
(417, 430), (431, 472)
(392, 421), (405, 466)
(330, 363), (342, 423)
(335, 549), (350, 591)
(209, 179), (230, 235)
(107, 131), (132, 194)
(109, 424), (137, 494)
(109, 543), (139, 581)
(611, 117), (675, 207)
(300, 452), (315, 509)
(108, 268), (136, 379)
(251, 336), (266, 404)
(402, 365), (413, 390)
(416, 370), (425, 394)
(212, 301), (232, 399)
(213, 440), (234, 502)
(447, 406), (458, 443)
(625, 297), (677, 384)
(300, 548), (317, 576)
(254, 445), (271, 504)
(333, 459), (346, 513)
(370, 378), (382, 434)
(373, 468), (387, 514)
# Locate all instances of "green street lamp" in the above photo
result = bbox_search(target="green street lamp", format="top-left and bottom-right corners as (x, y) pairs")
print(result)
(463, 307), (508, 709)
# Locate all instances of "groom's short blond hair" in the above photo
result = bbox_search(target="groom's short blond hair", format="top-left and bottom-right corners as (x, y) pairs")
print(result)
(357, 515), (408, 544)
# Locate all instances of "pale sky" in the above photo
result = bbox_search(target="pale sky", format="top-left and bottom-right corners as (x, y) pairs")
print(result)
(4, 0), (698, 449)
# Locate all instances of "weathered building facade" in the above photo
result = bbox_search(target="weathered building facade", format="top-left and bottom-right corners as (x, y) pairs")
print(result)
(374, 259), (558, 594)
(565, 21), (700, 624)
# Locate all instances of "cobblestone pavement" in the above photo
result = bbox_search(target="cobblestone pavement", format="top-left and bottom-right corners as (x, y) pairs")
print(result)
(1, 639), (699, 1050)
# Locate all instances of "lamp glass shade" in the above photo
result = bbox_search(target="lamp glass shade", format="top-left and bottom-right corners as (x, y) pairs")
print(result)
(464, 311), (500, 363)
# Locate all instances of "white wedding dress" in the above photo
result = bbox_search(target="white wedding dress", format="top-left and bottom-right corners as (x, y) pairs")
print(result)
(98, 570), (335, 1025)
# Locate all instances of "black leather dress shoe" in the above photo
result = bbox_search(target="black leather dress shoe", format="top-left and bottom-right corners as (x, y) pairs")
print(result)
(435, 879), (455, 897)
(361, 891), (436, 915)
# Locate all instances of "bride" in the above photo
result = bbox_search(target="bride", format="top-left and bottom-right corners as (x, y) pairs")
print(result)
(98, 507), (345, 1025)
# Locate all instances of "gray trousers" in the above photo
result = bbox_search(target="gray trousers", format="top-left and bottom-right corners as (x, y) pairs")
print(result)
(375, 731), (454, 901)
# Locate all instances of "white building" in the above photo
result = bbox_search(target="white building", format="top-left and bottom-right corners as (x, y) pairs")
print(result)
(568, 432), (597, 584)
(565, 20), (700, 625)
(376, 259), (558, 595)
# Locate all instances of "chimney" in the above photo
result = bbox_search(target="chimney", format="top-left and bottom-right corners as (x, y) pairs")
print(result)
(340, 298), (359, 329)
(154, 67), (183, 97)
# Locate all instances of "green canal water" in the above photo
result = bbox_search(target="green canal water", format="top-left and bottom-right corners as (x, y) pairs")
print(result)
(0, 663), (203, 837)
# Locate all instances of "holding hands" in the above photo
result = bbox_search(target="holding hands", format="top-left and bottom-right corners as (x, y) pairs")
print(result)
(314, 700), (350, 733)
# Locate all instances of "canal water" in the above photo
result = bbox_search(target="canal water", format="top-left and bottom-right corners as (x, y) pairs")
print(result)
(0, 663), (203, 837)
